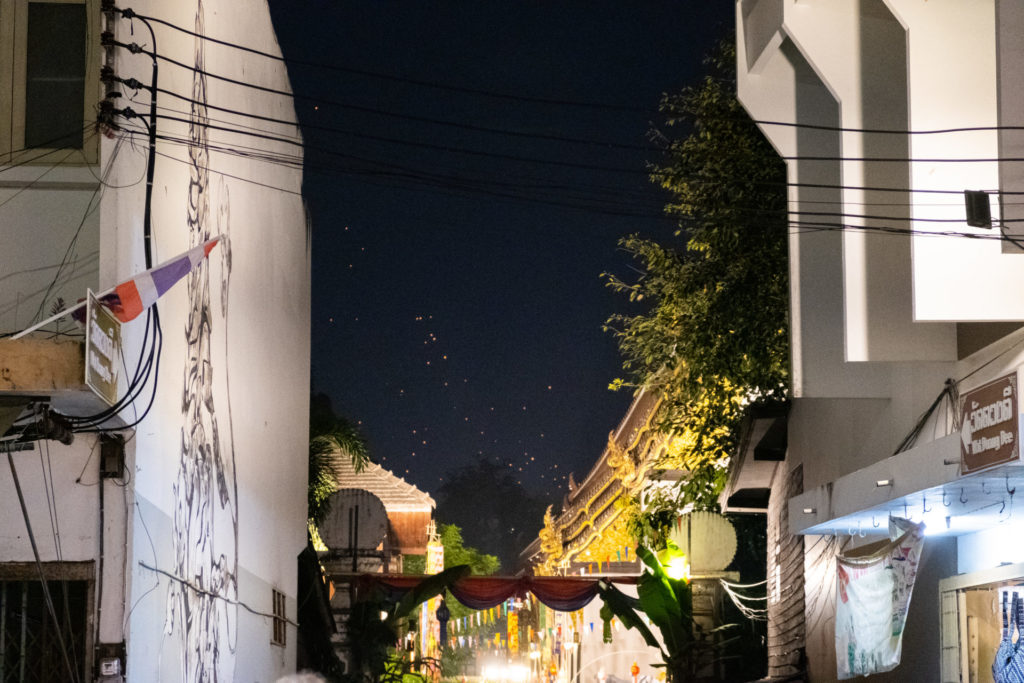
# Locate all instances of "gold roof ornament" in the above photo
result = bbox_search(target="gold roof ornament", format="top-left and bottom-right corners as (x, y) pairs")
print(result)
(537, 506), (564, 575)
(525, 387), (673, 573)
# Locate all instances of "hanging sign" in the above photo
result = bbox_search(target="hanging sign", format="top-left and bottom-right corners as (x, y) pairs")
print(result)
(960, 372), (1018, 474)
(507, 611), (519, 654)
(85, 290), (122, 405)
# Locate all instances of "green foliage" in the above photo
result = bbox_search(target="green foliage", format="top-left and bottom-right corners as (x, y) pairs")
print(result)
(438, 524), (501, 576)
(435, 459), (547, 569)
(403, 554), (426, 575)
(404, 524), (500, 625)
(604, 37), (789, 509)
(348, 565), (472, 683)
(439, 644), (474, 678)
(598, 546), (736, 683)
(308, 392), (370, 526)
(620, 487), (684, 551)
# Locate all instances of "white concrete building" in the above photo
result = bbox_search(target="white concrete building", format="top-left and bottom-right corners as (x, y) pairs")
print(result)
(0, 0), (309, 680)
(729, 1), (1024, 681)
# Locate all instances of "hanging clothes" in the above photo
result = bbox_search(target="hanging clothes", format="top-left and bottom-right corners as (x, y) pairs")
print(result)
(834, 517), (925, 680)
(994, 592), (1015, 683)
(995, 591), (1024, 683)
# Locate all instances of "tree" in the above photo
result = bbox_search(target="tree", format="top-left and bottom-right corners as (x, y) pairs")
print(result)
(403, 525), (500, 679)
(347, 565), (472, 683)
(604, 37), (789, 509)
(405, 524), (499, 619)
(308, 392), (370, 526)
(435, 459), (547, 569)
(404, 524), (500, 577)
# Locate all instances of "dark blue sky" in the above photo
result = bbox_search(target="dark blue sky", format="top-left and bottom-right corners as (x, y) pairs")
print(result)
(267, 2), (734, 502)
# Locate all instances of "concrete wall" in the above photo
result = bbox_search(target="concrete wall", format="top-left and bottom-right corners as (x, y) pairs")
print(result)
(736, 1), (1024, 680)
(0, 177), (100, 335)
(100, 1), (310, 680)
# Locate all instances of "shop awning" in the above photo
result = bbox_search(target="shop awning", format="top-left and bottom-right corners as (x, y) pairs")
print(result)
(353, 574), (637, 612)
(790, 432), (1024, 537)
(720, 402), (789, 513)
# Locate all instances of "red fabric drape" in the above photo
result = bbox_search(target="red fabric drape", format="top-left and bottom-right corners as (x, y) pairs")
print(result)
(526, 577), (603, 612)
(353, 574), (636, 612)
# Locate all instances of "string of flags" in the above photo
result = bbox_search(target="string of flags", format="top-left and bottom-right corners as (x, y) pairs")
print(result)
(576, 546), (633, 575)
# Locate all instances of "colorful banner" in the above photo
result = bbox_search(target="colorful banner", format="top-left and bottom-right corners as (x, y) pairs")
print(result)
(508, 611), (519, 654)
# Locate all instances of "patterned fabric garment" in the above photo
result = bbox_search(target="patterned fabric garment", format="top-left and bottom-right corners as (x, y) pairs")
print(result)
(1007, 591), (1024, 683)
(994, 592), (1015, 683)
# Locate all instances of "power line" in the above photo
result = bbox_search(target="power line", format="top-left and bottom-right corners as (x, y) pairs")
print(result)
(125, 93), (671, 201)
(107, 6), (1024, 142)
(109, 6), (649, 114)
(111, 44), (1024, 167)
(122, 109), (653, 177)
(136, 129), (670, 220)
(753, 118), (1024, 136)
(137, 107), (1024, 193)
(6, 449), (81, 683)
(124, 124), (1024, 232)
(133, 77), (655, 153)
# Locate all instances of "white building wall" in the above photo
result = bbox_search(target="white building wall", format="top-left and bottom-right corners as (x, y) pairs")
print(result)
(737, 1), (1024, 680)
(0, 437), (102, 562)
(99, 1), (309, 680)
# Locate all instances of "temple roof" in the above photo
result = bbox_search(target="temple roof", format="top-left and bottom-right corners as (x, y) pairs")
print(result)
(521, 386), (670, 573)
(330, 454), (435, 512)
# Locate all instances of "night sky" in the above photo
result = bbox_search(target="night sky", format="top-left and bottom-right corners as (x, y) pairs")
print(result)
(266, 2), (735, 503)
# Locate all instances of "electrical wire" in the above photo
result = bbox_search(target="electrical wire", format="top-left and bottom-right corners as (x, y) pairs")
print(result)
(133, 100), (1024, 176)
(40, 438), (81, 677)
(0, 123), (100, 172)
(133, 109), (654, 176)
(70, 307), (163, 432)
(6, 449), (81, 683)
(0, 147), (79, 211)
(108, 6), (649, 114)
(107, 6), (1024, 141)
(132, 75), (656, 153)
(120, 126), (672, 219)
(29, 180), (102, 325)
(138, 561), (298, 627)
(128, 99), (666, 201)
(107, 69), (1024, 213)
(719, 578), (767, 621)
(127, 124), (1024, 240)
(25, 128), (126, 328)
(116, 99), (1024, 208)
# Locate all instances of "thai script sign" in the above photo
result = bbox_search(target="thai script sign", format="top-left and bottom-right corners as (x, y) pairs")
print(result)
(960, 372), (1018, 474)
(85, 290), (121, 406)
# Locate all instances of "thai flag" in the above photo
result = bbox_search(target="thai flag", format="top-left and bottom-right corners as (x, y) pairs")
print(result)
(94, 237), (222, 322)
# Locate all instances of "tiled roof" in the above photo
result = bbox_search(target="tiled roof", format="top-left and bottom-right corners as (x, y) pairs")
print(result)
(330, 453), (435, 512)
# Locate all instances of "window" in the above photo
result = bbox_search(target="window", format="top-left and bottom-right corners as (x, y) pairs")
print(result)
(0, 0), (99, 164)
(272, 589), (287, 646)
(0, 562), (94, 682)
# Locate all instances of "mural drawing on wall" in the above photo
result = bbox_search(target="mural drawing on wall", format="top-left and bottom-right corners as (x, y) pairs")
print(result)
(164, 1), (238, 680)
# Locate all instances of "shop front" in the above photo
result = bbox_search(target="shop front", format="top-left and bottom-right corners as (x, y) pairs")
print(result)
(789, 369), (1024, 681)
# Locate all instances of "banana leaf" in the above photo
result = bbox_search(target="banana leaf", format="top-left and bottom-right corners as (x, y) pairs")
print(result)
(635, 546), (690, 655)
(393, 564), (472, 621)
(597, 579), (666, 657)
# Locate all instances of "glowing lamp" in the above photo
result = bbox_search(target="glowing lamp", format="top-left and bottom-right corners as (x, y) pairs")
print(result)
(657, 547), (691, 582)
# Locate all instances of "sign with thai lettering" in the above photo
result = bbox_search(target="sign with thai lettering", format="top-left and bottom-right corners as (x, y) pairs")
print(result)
(960, 372), (1018, 474)
(507, 610), (519, 654)
(85, 290), (121, 406)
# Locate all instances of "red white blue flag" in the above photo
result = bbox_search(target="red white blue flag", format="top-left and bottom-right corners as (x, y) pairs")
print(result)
(98, 237), (221, 322)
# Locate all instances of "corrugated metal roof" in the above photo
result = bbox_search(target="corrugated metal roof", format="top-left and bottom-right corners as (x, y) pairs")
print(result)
(330, 452), (435, 512)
